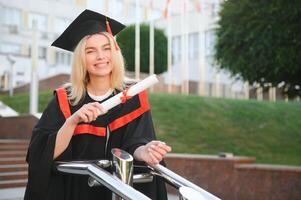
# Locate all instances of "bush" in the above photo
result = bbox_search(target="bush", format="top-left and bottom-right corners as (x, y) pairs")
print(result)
(117, 24), (167, 74)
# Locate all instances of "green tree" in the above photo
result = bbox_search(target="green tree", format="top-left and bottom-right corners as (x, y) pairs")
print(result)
(116, 24), (167, 74)
(215, 0), (301, 98)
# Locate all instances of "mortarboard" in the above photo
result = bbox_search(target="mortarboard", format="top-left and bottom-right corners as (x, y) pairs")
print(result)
(51, 9), (125, 52)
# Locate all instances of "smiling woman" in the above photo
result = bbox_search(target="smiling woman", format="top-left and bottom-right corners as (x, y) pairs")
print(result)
(24, 9), (171, 200)
(69, 32), (125, 105)
(85, 34), (113, 78)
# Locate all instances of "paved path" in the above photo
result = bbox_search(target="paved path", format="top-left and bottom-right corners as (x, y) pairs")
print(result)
(0, 187), (178, 200)
(0, 188), (24, 200)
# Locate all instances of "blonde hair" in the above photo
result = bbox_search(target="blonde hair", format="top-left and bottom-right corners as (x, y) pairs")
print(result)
(65, 32), (125, 105)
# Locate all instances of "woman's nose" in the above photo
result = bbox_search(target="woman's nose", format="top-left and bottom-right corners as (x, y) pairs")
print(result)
(96, 52), (105, 60)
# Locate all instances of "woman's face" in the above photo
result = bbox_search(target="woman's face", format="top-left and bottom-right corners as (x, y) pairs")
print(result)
(85, 34), (113, 79)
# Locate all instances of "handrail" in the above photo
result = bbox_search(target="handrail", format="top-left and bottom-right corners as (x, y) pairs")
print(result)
(56, 162), (151, 200)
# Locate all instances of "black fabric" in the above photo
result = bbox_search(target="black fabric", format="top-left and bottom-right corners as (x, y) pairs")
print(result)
(24, 89), (168, 200)
(51, 9), (125, 52)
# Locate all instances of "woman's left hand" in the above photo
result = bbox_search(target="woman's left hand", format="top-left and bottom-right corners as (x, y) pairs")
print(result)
(133, 140), (172, 166)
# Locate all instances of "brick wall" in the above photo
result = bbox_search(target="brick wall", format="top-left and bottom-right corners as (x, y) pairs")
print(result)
(0, 115), (38, 139)
(164, 154), (301, 200)
(0, 74), (69, 94)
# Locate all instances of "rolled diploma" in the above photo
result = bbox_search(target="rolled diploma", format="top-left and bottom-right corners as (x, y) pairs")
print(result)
(100, 74), (158, 111)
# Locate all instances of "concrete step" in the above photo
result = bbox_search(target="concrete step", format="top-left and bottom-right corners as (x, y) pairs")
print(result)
(0, 139), (29, 145)
(0, 145), (28, 151)
(0, 101), (19, 117)
(0, 140), (29, 190)
(0, 171), (27, 181)
(0, 164), (27, 173)
(0, 157), (26, 165)
(0, 151), (27, 158)
(0, 179), (27, 189)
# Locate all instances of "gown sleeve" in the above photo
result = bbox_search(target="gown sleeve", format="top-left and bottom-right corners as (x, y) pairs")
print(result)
(24, 94), (71, 200)
(121, 110), (156, 155)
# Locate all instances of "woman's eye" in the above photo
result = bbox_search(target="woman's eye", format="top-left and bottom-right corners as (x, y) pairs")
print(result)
(86, 51), (94, 54)
(104, 48), (111, 51)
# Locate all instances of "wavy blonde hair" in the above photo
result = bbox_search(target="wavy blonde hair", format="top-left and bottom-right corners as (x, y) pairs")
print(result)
(64, 32), (125, 105)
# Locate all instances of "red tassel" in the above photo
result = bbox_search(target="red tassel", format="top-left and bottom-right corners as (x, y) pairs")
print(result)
(106, 17), (113, 35)
(106, 17), (120, 51)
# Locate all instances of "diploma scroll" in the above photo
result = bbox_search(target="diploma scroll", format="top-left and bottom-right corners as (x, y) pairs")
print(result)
(100, 74), (158, 111)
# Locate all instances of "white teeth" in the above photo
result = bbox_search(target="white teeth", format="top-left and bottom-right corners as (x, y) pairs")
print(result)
(95, 63), (107, 67)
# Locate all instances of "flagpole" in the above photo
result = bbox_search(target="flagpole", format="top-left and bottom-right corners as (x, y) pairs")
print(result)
(135, 0), (140, 80)
(197, 1), (206, 96)
(244, 82), (249, 100)
(167, 2), (172, 94)
(215, 72), (220, 97)
(30, 20), (39, 115)
(149, 14), (155, 92)
(180, 0), (188, 94)
(123, 0), (129, 21)
(104, 0), (109, 15)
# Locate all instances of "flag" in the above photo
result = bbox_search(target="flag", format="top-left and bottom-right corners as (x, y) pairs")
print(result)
(162, 0), (171, 18)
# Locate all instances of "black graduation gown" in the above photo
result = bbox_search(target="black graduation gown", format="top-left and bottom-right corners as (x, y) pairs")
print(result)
(24, 88), (167, 200)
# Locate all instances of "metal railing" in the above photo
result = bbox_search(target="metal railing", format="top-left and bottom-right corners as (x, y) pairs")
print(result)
(56, 148), (221, 200)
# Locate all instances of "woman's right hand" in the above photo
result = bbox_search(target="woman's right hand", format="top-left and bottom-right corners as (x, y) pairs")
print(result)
(68, 102), (107, 125)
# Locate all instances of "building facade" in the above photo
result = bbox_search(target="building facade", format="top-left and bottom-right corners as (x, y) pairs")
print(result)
(0, 0), (87, 90)
(0, 0), (247, 99)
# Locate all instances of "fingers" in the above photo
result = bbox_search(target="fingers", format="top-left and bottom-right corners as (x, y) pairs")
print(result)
(149, 146), (163, 161)
(157, 142), (172, 152)
(80, 107), (94, 122)
(77, 112), (88, 123)
(144, 141), (172, 166)
(91, 102), (108, 115)
(150, 145), (170, 157)
(148, 151), (160, 166)
(85, 105), (99, 121)
(75, 103), (108, 123)
(149, 141), (172, 155)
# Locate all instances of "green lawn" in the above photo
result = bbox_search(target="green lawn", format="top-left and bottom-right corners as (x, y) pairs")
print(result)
(1, 91), (301, 166)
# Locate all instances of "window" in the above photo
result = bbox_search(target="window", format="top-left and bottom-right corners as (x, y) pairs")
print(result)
(205, 30), (216, 56)
(53, 17), (71, 33)
(110, 0), (123, 17)
(16, 81), (26, 86)
(210, 3), (220, 18)
(60, 0), (74, 3)
(42, 0), (74, 2)
(56, 51), (71, 65)
(0, 71), (9, 89)
(0, 42), (21, 54)
(28, 12), (47, 31)
(39, 47), (47, 59)
(188, 32), (199, 59)
(28, 46), (47, 59)
(16, 72), (25, 76)
(172, 36), (181, 64)
(0, 7), (21, 26)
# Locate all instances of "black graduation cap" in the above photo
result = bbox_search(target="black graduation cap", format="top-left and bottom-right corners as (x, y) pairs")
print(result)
(51, 9), (125, 52)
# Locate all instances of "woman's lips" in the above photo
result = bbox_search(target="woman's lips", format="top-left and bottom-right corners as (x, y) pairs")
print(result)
(94, 62), (109, 68)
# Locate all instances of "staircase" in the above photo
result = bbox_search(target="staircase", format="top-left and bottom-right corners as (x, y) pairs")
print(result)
(0, 139), (29, 189)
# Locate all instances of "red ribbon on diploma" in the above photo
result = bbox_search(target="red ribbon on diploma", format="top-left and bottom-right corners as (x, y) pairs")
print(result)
(120, 88), (132, 104)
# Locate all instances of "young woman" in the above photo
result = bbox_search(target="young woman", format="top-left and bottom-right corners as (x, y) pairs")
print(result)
(24, 9), (171, 200)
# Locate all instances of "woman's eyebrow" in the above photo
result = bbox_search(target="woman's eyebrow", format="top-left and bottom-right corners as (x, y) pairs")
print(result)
(85, 43), (110, 50)
(85, 46), (95, 50)
(102, 43), (110, 47)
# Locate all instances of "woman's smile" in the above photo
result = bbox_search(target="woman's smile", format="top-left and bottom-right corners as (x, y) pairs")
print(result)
(94, 61), (109, 68)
